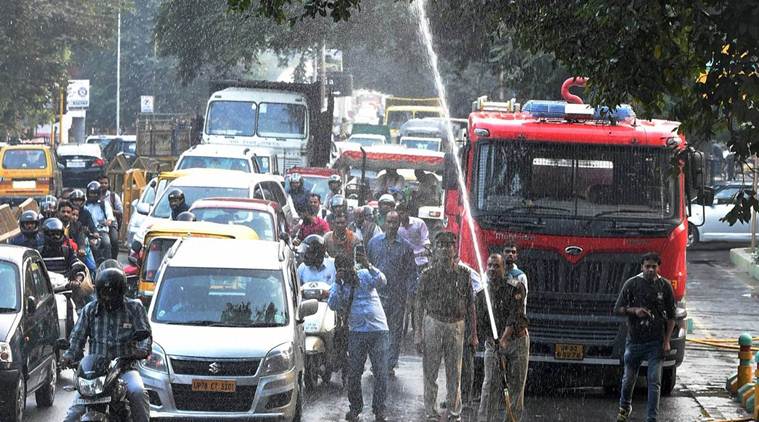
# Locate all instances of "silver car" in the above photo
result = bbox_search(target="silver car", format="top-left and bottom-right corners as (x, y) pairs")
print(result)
(139, 237), (316, 420)
(688, 183), (754, 245)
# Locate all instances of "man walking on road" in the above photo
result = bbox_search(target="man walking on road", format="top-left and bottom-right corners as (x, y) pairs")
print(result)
(328, 253), (389, 422)
(367, 210), (417, 377)
(615, 252), (676, 422)
(477, 253), (529, 422)
(415, 231), (477, 421)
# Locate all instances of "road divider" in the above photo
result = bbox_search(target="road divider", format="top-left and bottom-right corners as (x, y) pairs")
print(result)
(723, 333), (758, 418)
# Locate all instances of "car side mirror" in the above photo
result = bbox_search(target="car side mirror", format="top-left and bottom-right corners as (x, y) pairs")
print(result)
(280, 231), (290, 243)
(56, 338), (70, 351)
(131, 240), (142, 253)
(136, 203), (150, 215)
(26, 296), (37, 315)
(297, 299), (318, 322)
(128, 255), (139, 266)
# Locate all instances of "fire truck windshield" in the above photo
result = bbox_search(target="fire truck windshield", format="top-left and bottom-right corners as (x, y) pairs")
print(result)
(474, 141), (677, 221)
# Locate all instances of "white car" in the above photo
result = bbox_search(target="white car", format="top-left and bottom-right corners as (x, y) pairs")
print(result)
(126, 177), (158, 247)
(688, 183), (754, 245)
(140, 237), (315, 420)
(346, 133), (387, 147)
(175, 144), (279, 174)
(136, 171), (298, 243)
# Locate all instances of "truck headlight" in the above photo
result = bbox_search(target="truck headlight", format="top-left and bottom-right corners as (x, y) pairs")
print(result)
(78, 375), (106, 396)
(0, 342), (12, 363)
(260, 343), (294, 376)
(140, 342), (168, 373)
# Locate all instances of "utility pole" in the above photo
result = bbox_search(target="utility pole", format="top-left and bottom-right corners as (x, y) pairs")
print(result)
(116, 6), (122, 135)
(752, 155), (758, 251)
(58, 87), (64, 147)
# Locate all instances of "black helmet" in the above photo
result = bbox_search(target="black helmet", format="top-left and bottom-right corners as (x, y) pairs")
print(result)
(42, 217), (65, 245)
(97, 258), (123, 272)
(176, 211), (196, 222)
(302, 234), (326, 267)
(86, 181), (101, 201)
(69, 189), (85, 202)
(19, 210), (40, 235)
(167, 189), (185, 209)
(95, 266), (126, 311)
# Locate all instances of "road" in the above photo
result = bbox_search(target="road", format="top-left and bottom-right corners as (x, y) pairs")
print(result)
(25, 244), (757, 421)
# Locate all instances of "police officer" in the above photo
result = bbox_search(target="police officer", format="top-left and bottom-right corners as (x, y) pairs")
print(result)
(10, 210), (43, 249)
(62, 261), (152, 422)
(168, 188), (189, 220)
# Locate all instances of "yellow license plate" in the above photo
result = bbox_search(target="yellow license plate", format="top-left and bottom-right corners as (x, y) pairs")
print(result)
(191, 379), (236, 393)
(555, 344), (584, 361)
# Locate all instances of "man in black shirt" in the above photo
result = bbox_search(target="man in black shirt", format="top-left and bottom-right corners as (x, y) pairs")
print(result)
(614, 252), (676, 422)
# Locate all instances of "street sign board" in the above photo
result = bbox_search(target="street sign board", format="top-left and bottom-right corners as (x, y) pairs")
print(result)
(326, 72), (353, 97)
(67, 80), (90, 109)
(141, 96), (154, 113)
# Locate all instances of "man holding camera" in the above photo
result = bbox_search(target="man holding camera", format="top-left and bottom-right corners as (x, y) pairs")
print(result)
(614, 253), (676, 422)
(327, 253), (389, 422)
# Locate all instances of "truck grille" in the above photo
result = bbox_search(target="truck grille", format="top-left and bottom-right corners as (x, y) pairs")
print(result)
(172, 384), (256, 412)
(170, 358), (260, 377)
(515, 250), (639, 344)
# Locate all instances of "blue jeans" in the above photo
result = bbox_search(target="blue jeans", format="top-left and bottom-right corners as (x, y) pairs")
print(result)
(64, 369), (149, 422)
(619, 339), (663, 422)
(347, 330), (389, 416)
(380, 297), (405, 369)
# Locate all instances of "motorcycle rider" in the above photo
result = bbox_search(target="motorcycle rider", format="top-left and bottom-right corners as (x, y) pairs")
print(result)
(325, 175), (343, 212)
(84, 181), (116, 263)
(288, 173), (309, 214)
(39, 195), (58, 220)
(38, 218), (90, 307)
(297, 234), (336, 285)
(9, 210), (43, 249)
(62, 261), (152, 422)
(68, 189), (99, 273)
(99, 175), (123, 260)
(168, 188), (189, 220)
(326, 194), (349, 229)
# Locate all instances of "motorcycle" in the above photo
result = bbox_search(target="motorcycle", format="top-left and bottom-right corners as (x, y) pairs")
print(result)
(62, 330), (150, 422)
(124, 241), (142, 299)
(301, 281), (338, 390)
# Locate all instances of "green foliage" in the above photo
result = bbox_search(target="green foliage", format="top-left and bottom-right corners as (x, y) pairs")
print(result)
(0, 0), (120, 137)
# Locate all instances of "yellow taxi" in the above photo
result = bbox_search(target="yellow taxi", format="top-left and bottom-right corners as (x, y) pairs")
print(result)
(134, 220), (259, 305)
(0, 145), (62, 204)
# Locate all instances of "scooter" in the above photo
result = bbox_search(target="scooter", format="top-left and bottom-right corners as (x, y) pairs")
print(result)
(49, 272), (78, 349)
(301, 281), (337, 390)
(62, 330), (150, 422)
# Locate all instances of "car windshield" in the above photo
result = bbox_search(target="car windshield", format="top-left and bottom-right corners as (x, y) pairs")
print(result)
(387, 110), (413, 130)
(192, 207), (275, 240)
(475, 141), (677, 220)
(176, 156), (251, 172)
(124, 142), (136, 154)
(2, 149), (47, 169)
(255, 156), (270, 173)
(0, 261), (19, 312)
(152, 267), (288, 327)
(152, 185), (249, 218)
(207, 101), (257, 136)
(88, 138), (113, 150)
(349, 136), (384, 147)
(401, 139), (441, 151)
(257, 102), (307, 139)
(141, 238), (176, 283)
(285, 176), (331, 201)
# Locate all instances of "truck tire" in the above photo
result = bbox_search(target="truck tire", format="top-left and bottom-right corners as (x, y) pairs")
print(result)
(661, 366), (677, 396)
(304, 356), (319, 391)
(687, 226), (699, 247)
(35, 359), (57, 407)
(0, 376), (26, 422)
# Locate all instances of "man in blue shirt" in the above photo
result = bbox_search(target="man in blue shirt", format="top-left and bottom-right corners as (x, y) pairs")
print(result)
(367, 210), (417, 376)
(328, 253), (388, 422)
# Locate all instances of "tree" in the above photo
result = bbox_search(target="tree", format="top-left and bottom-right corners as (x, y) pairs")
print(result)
(0, 0), (120, 137)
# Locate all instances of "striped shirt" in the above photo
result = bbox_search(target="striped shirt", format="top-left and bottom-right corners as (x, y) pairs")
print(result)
(64, 298), (152, 361)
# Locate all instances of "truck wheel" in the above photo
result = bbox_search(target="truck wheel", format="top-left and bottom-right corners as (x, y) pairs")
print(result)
(304, 357), (318, 391)
(322, 366), (333, 385)
(35, 359), (57, 407)
(1, 376), (26, 422)
(661, 366), (677, 396)
(292, 378), (303, 422)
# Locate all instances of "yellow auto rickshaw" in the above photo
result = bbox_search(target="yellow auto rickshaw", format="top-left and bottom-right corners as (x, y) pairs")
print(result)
(133, 220), (259, 305)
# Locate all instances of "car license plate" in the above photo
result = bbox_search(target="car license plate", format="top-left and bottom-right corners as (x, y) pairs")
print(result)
(12, 180), (36, 189)
(555, 344), (584, 361)
(191, 379), (236, 393)
(73, 395), (111, 405)
(67, 160), (86, 168)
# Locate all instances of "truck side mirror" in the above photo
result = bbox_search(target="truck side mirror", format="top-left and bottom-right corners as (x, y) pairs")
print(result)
(443, 152), (460, 191)
(686, 149), (705, 199)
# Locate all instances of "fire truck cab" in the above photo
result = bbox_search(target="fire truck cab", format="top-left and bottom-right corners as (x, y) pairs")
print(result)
(445, 79), (704, 393)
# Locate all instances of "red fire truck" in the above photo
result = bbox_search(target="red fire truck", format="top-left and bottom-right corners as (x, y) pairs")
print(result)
(444, 78), (703, 394)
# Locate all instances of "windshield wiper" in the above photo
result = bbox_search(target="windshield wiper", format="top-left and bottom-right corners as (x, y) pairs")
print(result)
(479, 215), (545, 229)
(210, 321), (282, 327)
(163, 320), (218, 326)
(501, 205), (571, 214)
(593, 209), (656, 218)
(0, 307), (18, 313)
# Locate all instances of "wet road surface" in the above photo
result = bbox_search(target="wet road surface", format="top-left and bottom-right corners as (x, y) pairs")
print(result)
(26, 244), (757, 421)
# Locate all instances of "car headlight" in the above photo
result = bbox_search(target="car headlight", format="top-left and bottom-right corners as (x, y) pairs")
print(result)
(0, 342), (12, 363)
(140, 342), (168, 373)
(78, 375), (106, 396)
(260, 343), (294, 376)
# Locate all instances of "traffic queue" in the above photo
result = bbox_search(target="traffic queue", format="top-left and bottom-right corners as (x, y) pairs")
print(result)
(0, 127), (678, 422)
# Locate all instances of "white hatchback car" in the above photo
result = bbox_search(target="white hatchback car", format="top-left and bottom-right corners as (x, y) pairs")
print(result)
(688, 183), (754, 245)
(140, 237), (316, 421)
(136, 171), (298, 243)
(174, 144), (280, 175)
